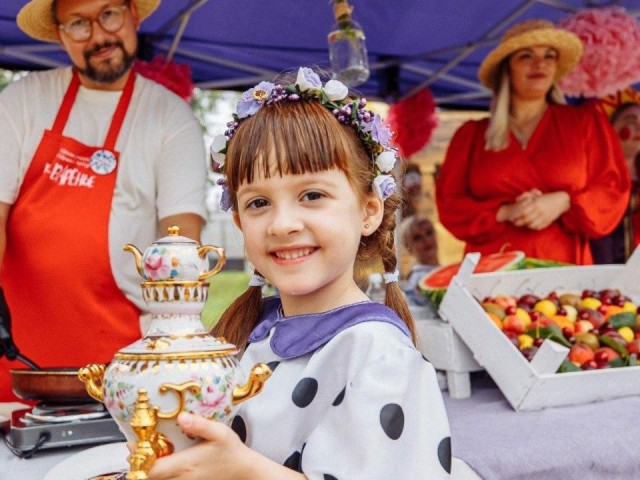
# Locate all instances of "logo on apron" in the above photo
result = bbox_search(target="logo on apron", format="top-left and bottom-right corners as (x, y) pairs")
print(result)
(90, 149), (118, 175)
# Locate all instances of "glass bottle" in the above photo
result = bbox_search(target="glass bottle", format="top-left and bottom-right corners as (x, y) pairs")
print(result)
(327, 0), (370, 87)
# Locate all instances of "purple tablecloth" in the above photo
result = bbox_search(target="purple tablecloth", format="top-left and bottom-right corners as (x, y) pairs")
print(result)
(443, 373), (640, 480)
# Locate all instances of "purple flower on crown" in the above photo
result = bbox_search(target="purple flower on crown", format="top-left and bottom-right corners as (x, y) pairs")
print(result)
(372, 175), (396, 201)
(362, 114), (393, 147)
(296, 67), (323, 92)
(237, 81), (275, 119)
(217, 178), (233, 212)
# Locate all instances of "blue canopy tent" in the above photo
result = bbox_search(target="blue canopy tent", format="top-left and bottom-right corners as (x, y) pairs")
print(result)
(1, 0), (640, 109)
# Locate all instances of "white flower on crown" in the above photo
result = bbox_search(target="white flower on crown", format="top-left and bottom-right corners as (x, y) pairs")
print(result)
(375, 150), (396, 173)
(323, 79), (348, 101)
(211, 134), (227, 154)
(210, 133), (228, 168)
(296, 67), (323, 92)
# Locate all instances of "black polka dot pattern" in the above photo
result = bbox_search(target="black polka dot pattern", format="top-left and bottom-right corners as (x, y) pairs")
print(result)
(438, 436), (452, 473)
(292, 377), (318, 408)
(324, 475), (338, 480)
(379, 403), (404, 440)
(283, 450), (302, 472)
(230, 415), (247, 443)
(267, 360), (280, 372)
(332, 386), (346, 406)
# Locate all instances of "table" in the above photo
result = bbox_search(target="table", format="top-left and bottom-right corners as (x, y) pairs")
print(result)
(3, 375), (639, 480)
(444, 373), (640, 480)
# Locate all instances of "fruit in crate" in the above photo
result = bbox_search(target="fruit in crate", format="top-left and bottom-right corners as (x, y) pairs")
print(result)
(479, 289), (640, 372)
(417, 251), (570, 309)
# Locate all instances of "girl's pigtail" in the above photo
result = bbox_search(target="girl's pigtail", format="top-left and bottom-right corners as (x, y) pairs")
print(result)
(212, 284), (263, 349)
(379, 192), (417, 344)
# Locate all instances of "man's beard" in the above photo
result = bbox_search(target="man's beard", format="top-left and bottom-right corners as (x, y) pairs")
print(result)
(77, 41), (136, 84)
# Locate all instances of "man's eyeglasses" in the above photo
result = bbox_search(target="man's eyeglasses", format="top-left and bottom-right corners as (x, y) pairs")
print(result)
(58, 4), (129, 42)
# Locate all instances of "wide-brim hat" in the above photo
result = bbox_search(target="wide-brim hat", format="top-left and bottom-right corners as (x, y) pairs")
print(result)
(17, 0), (161, 43)
(478, 19), (583, 90)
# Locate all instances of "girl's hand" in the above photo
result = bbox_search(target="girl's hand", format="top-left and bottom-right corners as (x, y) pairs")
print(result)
(147, 412), (252, 480)
(147, 413), (307, 480)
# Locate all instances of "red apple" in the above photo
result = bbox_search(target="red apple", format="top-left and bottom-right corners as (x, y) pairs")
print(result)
(502, 314), (526, 334)
(568, 343), (595, 366)
(494, 294), (517, 310)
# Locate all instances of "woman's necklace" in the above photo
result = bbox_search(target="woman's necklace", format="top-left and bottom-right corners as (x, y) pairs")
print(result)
(509, 105), (548, 147)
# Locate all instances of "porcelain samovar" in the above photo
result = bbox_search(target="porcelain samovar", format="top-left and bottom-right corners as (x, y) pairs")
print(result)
(79, 226), (270, 480)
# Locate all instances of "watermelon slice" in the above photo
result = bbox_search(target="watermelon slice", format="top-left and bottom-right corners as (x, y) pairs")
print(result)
(417, 251), (526, 308)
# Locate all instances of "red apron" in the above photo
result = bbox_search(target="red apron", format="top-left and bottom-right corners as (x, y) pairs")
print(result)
(0, 71), (141, 401)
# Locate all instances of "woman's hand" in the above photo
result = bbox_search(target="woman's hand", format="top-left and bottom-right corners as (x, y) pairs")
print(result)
(498, 190), (570, 230)
(147, 413), (306, 480)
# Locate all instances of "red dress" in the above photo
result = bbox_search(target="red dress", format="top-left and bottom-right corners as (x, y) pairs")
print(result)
(436, 104), (631, 265)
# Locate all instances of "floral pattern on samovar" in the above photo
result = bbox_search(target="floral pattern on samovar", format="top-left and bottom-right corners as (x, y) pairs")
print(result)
(79, 226), (271, 480)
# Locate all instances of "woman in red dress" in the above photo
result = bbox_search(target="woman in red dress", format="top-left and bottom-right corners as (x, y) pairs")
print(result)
(436, 19), (630, 265)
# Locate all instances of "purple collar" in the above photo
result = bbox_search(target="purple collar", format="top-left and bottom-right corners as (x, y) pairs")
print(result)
(248, 297), (411, 359)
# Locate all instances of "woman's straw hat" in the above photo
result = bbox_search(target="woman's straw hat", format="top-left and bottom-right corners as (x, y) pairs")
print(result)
(478, 19), (583, 90)
(17, 0), (161, 43)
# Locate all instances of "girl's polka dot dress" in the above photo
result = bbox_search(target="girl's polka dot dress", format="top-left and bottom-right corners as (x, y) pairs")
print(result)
(233, 297), (452, 479)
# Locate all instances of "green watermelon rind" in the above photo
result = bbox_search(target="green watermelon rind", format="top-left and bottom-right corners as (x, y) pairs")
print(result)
(417, 251), (526, 308)
(417, 252), (574, 309)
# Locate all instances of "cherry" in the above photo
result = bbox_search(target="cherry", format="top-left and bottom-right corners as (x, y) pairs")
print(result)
(547, 291), (558, 300)
(533, 337), (544, 347)
(561, 327), (573, 340)
(581, 361), (597, 370)
(505, 306), (517, 315)
(597, 305), (608, 314)
(582, 289), (595, 299)
(578, 310), (590, 320)
(483, 296), (492, 303)
(594, 350), (609, 364)
(557, 307), (567, 316)
(530, 311), (541, 321)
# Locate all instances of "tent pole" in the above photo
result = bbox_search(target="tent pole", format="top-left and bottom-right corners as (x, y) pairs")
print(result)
(165, 0), (210, 61)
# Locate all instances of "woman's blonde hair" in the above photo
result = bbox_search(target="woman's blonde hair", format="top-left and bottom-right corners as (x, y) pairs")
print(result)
(213, 97), (416, 348)
(485, 59), (567, 151)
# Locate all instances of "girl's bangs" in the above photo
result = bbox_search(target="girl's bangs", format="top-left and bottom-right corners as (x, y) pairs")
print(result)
(226, 101), (353, 190)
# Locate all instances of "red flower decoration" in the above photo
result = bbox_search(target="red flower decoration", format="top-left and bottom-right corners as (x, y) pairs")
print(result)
(387, 88), (438, 159)
(558, 7), (640, 98)
(133, 55), (194, 102)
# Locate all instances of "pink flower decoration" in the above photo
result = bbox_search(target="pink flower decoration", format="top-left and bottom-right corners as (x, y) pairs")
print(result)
(387, 88), (438, 158)
(558, 7), (640, 98)
(143, 251), (172, 281)
(133, 54), (194, 102)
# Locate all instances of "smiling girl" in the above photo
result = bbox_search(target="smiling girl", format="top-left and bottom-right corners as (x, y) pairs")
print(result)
(146, 68), (452, 480)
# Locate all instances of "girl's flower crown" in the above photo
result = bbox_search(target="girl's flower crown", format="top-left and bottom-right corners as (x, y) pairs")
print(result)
(210, 67), (398, 211)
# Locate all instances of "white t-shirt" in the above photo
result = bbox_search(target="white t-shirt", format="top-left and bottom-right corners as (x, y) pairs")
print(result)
(236, 300), (452, 479)
(0, 67), (207, 310)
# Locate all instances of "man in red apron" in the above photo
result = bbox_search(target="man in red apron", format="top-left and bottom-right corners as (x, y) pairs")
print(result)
(0, 0), (207, 401)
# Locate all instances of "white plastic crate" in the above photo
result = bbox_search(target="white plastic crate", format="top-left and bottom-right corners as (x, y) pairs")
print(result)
(438, 249), (640, 411)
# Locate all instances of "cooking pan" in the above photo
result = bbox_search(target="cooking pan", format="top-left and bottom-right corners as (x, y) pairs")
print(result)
(10, 367), (93, 403)
(1, 305), (92, 403)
